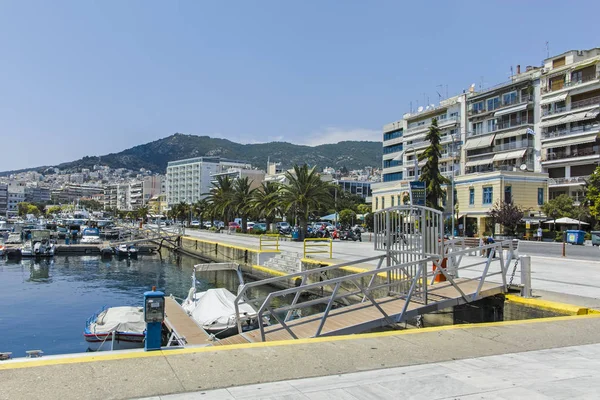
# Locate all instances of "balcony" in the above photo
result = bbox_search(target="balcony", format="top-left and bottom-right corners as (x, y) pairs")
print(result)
(542, 147), (597, 162)
(405, 115), (459, 135)
(542, 94), (600, 118)
(542, 122), (600, 140)
(494, 140), (533, 152)
(468, 95), (532, 116)
(492, 119), (533, 133)
(542, 72), (600, 94)
(548, 175), (590, 186)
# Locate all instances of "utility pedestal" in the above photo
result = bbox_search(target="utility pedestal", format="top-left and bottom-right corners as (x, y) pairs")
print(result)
(144, 288), (165, 351)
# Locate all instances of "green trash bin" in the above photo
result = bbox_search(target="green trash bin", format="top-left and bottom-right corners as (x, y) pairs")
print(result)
(591, 231), (600, 247)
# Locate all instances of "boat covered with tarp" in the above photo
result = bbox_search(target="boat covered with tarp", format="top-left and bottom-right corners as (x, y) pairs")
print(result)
(84, 306), (146, 351)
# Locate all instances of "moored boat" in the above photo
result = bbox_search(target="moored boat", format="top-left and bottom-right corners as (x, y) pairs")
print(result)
(84, 306), (146, 351)
(81, 227), (102, 244)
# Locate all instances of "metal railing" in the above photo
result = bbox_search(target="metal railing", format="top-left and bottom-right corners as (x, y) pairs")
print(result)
(548, 176), (590, 185)
(259, 234), (280, 252)
(542, 72), (600, 93)
(231, 238), (513, 342)
(542, 123), (600, 139)
(542, 147), (597, 161)
(571, 94), (600, 110)
(303, 238), (332, 259)
(494, 141), (533, 152)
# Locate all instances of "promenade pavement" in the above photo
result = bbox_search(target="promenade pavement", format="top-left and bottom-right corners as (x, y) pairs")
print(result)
(142, 342), (600, 399)
(178, 229), (600, 302)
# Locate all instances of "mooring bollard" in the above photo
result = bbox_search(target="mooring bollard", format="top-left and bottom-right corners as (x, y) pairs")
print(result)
(520, 255), (532, 298)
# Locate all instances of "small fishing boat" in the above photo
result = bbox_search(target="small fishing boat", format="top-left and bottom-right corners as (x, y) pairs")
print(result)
(114, 244), (138, 258)
(20, 241), (34, 257)
(83, 306), (146, 351)
(33, 239), (56, 257)
(181, 263), (261, 338)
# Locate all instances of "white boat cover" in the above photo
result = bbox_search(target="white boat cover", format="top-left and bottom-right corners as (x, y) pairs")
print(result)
(189, 288), (256, 328)
(89, 306), (145, 334)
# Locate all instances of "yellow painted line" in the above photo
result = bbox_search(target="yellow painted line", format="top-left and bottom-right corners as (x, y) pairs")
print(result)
(3, 313), (600, 371)
(251, 264), (299, 278)
(505, 294), (590, 315)
(301, 258), (389, 279)
(180, 236), (277, 254)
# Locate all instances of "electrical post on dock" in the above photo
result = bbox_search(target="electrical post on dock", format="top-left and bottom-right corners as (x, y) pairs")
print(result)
(144, 287), (165, 351)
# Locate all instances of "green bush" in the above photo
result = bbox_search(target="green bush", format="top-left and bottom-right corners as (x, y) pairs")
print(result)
(209, 226), (217, 232)
(555, 231), (564, 242)
(585, 232), (591, 240)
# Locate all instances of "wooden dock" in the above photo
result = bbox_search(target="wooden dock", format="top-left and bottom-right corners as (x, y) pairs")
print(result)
(217, 278), (504, 346)
(164, 297), (212, 346)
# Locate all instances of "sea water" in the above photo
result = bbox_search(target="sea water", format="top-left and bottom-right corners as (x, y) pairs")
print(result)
(0, 250), (251, 357)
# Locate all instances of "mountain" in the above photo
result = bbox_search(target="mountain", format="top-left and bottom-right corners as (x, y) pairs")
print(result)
(0, 133), (383, 175)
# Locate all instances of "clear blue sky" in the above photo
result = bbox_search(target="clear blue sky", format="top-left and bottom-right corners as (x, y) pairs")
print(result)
(1, 0), (599, 171)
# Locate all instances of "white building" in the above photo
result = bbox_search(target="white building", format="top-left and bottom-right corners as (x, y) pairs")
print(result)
(166, 157), (251, 207)
(6, 180), (26, 217)
(539, 48), (600, 205)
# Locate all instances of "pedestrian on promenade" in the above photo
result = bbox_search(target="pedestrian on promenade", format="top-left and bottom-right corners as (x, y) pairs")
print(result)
(537, 226), (542, 242)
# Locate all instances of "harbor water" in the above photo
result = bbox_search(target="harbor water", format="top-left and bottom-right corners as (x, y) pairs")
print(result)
(0, 250), (267, 357)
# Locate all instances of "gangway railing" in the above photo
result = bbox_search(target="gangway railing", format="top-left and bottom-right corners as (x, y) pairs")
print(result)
(303, 238), (332, 259)
(233, 239), (514, 341)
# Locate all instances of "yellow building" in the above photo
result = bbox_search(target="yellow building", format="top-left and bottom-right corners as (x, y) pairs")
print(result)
(455, 171), (548, 237)
(148, 194), (168, 216)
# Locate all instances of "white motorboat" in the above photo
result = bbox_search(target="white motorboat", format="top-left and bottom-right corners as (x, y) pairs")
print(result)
(115, 244), (138, 258)
(81, 227), (102, 244)
(181, 263), (261, 338)
(84, 306), (146, 351)
(33, 239), (56, 257)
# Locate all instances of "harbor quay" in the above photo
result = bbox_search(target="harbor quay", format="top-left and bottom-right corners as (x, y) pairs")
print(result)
(2, 226), (600, 399)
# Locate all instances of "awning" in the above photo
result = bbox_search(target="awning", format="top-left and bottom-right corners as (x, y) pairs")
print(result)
(549, 132), (599, 148)
(540, 92), (569, 106)
(585, 107), (600, 119)
(494, 103), (528, 117)
(405, 133), (427, 142)
(561, 108), (599, 124)
(571, 59), (599, 72)
(465, 157), (493, 167)
(492, 149), (526, 162)
(539, 117), (564, 128)
(463, 134), (495, 150)
(495, 128), (528, 140)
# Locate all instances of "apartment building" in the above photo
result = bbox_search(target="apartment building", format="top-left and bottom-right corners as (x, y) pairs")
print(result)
(166, 157), (251, 207)
(0, 183), (7, 217)
(539, 49), (600, 205)
(51, 184), (104, 204)
(372, 93), (466, 211)
(210, 168), (265, 191)
(6, 180), (26, 217)
(24, 186), (51, 204)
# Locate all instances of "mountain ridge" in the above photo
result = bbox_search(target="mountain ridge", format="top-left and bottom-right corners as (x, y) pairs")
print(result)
(0, 133), (383, 175)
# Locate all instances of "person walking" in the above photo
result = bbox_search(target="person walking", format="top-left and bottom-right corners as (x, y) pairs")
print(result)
(537, 226), (542, 242)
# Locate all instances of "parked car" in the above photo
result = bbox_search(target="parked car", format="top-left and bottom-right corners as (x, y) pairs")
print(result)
(203, 221), (212, 229)
(247, 221), (256, 230)
(275, 221), (291, 234)
(228, 222), (241, 229)
(190, 220), (200, 227)
(252, 223), (268, 233)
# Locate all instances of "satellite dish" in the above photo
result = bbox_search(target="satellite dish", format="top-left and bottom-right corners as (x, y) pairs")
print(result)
(519, 164), (528, 171)
(417, 106), (424, 112)
(425, 106), (431, 110)
(430, 104), (435, 109)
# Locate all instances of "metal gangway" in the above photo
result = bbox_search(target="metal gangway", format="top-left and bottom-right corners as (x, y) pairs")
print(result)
(110, 224), (182, 246)
(219, 205), (516, 345)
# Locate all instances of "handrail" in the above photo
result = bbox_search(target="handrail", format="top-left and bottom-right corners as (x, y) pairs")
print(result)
(303, 238), (332, 258)
(259, 234), (280, 252)
(242, 239), (512, 341)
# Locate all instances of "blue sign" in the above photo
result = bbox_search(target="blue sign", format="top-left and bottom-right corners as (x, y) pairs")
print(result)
(410, 181), (426, 206)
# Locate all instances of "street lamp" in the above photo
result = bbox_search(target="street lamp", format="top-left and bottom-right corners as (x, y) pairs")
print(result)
(449, 132), (461, 238)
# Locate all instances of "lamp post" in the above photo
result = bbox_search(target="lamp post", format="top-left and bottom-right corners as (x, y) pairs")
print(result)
(450, 132), (460, 238)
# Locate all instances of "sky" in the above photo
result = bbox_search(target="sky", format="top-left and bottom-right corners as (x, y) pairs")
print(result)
(1, 0), (599, 171)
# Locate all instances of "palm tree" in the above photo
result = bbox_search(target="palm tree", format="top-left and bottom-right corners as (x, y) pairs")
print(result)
(192, 199), (209, 226)
(232, 177), (256, 232)
(251, 181), (282, 228)
(205, 176), (235, 224)
(136, 205), (149, 222)
(280, 164), (333, 240)
(418, 118), (450, 210)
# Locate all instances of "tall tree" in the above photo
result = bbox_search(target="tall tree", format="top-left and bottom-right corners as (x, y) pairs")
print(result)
(192, 199), (209, 225)
(541, 194), (575, 220)
(586, 166), (600, 221)
(136, 205), (149, 221)
(205, 175), (235, 224)
(418, 118), (450, 210)
(232, 177), (256, 232)
(280, 164), (333, 240)
(250, 181), (282, 227)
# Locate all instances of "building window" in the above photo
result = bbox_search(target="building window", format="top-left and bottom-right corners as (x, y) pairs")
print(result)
(504, 186), (512, 204)
(391, 196), (395, 207)
(472, 102), (484, 113)
(383, 129), (403, 141)
(450, 112), (459, 118)
(487, 119), (497, 133)
(382, 198), (385, 209)
(473, 122), (483, 135)
(383, 144), (403, 154)
(376, 197), (379, 209)
(538, 188), (544, 205)
(383, 172), (403, 182)
(487, 97), (500, 111)
(502, 91), (517, 106)
(483, 187), (493, 205)
(469, 188), (475, 205)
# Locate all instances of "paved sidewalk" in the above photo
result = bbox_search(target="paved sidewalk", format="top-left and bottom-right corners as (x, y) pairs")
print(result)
(142, 342), (600, 399)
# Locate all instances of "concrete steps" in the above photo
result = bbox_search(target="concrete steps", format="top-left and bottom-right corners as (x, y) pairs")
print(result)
(263, 250), (301, 273)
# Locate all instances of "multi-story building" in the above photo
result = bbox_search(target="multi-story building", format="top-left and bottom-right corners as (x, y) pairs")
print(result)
(0, 183), (7, 217)
(210, 168), (265, 190)
(539, 48), (600, 205)
(24, 186), (51, 204)
(372, 93), (466, 212)
(51, 184), (104, 204)
(333, 179), (373, 200)
(6, 180), (26, 217)
(457, 65), (548, 235)
(166, 157), (251, 207)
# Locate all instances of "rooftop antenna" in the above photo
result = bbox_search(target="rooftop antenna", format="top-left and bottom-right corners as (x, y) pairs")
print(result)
(436, 85), (443, 101)
(546, 41), (550, 58)
(479, 76), (484, 90)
